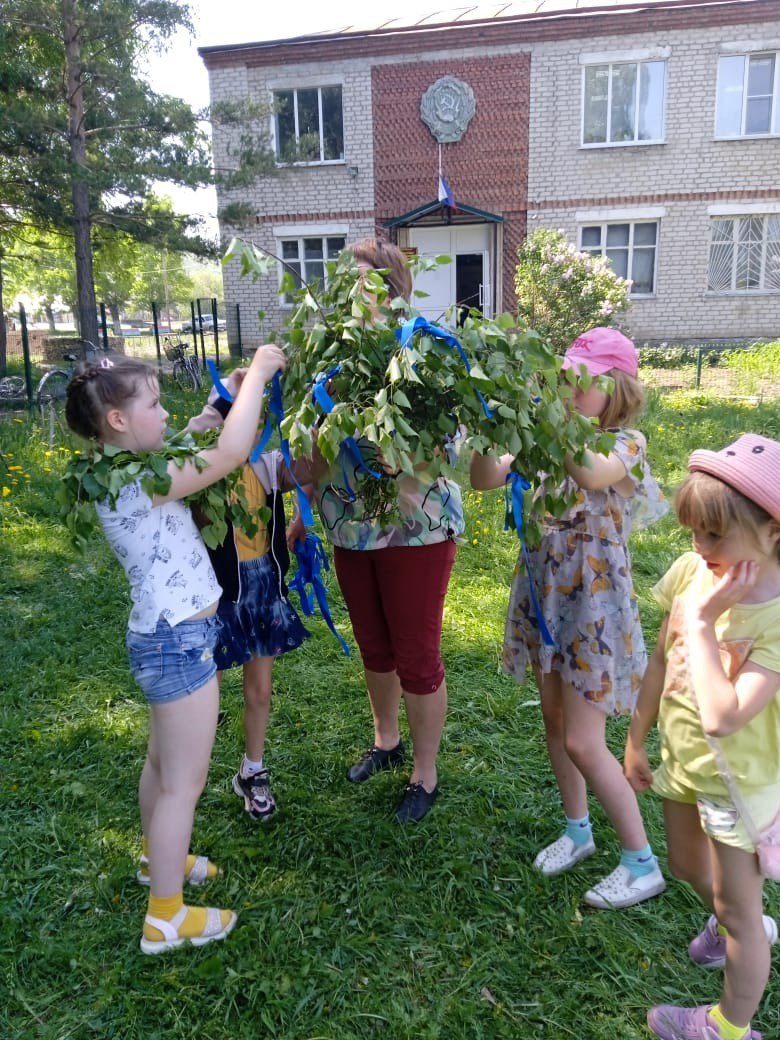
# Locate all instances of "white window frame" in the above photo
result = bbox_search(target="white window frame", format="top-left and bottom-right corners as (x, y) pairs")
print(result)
(577, 217), (660, 297)
(272, 84), (345, 165)
(580, 50), (668, 147)
(715, 50), (780, 139)
(275, 231), (347, 306)
(706, 206), (780, 294)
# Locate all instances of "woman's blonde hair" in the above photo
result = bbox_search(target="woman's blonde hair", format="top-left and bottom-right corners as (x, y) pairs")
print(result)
(676, 471), (780, 563)
(599, 369), (646, 429)
(348, 238), (412, 303)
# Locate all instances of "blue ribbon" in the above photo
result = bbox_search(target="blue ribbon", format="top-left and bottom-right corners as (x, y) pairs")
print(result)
(504, 472), (556, 648)
(288, 534), (350, 656)
(206, 359), (233, 402)
(312, 365), (341, 413)
(395, 316), (494, 419)
(206, 363), (314, 529)
(310, 366), (383, 501)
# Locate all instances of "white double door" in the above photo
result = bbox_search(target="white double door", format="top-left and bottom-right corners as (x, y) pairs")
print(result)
(406, 225), (491, 325)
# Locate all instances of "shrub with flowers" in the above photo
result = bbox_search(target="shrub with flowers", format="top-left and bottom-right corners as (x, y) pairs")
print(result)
(514, 228), (631, 352)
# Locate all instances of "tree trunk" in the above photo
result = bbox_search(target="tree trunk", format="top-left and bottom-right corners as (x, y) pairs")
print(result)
(0, 255), (7, 376)
(45, 303), (56, 331)
(63, 0), (99, 353)
(109, 303), (121, 334)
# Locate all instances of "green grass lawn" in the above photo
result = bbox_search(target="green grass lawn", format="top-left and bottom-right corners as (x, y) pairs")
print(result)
(1, 388), (779, 1040)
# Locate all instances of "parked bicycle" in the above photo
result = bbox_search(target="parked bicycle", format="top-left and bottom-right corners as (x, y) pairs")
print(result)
(163, 336), (202, 391)
(0, 340), (98, 414)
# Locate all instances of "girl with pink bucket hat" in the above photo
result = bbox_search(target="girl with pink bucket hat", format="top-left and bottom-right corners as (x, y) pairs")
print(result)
(472, 327), (668, 909)
(625, 433), (780, 1040)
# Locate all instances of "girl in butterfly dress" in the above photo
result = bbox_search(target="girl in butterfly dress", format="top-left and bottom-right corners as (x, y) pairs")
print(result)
(470, 327), (668, 908)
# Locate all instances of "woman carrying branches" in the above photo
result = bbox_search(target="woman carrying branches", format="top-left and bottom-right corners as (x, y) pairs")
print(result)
(289, 239), (464, 823)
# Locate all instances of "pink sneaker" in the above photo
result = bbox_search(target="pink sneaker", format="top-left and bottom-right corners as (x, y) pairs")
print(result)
(688, 914), (779, 969)
(647, 1003), (762, 1039)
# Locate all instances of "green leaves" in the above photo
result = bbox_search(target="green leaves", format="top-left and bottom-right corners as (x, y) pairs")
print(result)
(58, 432), (263, 553)
(230, 242), (612, 541)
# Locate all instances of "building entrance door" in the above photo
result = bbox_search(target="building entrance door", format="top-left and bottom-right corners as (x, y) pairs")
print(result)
(406, 225), (491, 324)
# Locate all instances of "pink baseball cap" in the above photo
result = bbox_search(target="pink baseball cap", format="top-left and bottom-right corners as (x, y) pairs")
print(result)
(561, 327), (638, 378)
(689, 434), (780, 521)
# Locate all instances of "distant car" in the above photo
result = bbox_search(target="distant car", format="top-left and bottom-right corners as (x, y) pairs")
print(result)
(180, 315), (226, 333)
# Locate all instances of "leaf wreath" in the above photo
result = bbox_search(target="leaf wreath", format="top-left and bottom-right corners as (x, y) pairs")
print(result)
(57, 430), (268, 552)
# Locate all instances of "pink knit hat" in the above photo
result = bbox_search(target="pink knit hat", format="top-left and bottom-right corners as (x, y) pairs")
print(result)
(561, 327), (638, 378)
(688, 434), (780, 521)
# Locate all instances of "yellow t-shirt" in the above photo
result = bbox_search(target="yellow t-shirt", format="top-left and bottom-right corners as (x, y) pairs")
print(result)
(233, 465), (270, 561)
(654, 552), (780, 795)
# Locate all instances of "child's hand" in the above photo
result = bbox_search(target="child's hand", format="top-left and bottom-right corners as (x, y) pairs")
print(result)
(286, 513), (306, 550)
(624, 743), (654, 791)
(690, 560), (758, 625)
(251, 344), (287, 383)
(223, 367), (248, 399)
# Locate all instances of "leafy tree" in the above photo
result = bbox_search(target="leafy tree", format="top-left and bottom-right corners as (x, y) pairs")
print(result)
(515, 228), (631, 352)
(0, 0), (274, 361)
(4, 229), (77, 329)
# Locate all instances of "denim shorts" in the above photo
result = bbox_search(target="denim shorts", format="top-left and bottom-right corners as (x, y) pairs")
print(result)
(126, 615), (219, 705)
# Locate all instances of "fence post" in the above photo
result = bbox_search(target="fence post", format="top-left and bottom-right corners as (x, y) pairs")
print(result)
(234, 303), (242, 358)
(98, 303), (110, 352)
(211, 296), (220, 369)
(19, 304), (34, 410)
(151, 301), (162, 369)
(695, 346), (703, 389)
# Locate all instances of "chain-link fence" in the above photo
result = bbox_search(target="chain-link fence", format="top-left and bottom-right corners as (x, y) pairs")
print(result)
(638, 340), (780, 400)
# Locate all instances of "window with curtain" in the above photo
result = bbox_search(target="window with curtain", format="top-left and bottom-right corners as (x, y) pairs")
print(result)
(715, 53), (780, 137)
(580, 222), (658, 295)
(274, 86), (344, 163)
(582, 61), (665, 145)
(279, 236), (346, 304)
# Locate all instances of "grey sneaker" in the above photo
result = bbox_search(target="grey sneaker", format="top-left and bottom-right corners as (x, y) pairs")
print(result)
(688, 913), (779, 969)
(583, 863), (666, 909)
(232, 768), (276, 822)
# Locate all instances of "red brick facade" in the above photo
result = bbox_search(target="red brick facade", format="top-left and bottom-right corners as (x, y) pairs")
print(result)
(372, 55), (530, 312)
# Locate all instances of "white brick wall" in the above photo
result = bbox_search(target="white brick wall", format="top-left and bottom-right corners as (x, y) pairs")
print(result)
(206, 15), (780, 346)
(528, 19), (780, 340)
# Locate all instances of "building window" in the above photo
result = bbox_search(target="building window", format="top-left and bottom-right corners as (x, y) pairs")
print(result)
(274, 86), (344, 163)
(580, 222), (658, 294)
(279, 236), (346, 303)
(708, 216), (780, 292)
(582, 61), (665, 145)
(716, 53), (780, 137)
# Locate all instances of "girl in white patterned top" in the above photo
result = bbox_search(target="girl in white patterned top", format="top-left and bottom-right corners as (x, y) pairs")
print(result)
(65, 345), (286, 954)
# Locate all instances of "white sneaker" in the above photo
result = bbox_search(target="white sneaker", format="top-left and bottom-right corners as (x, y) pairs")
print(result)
(533, 833), (596, 876)
(583, 863), (666, 909)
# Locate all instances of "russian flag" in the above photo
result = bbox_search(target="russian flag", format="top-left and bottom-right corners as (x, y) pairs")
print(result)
(438, 173), (455, 210)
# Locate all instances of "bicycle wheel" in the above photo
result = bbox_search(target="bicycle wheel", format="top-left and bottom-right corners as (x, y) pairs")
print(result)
(187, 357), (203, 390)
(36, 369), (70, 413)
(0, 377), (26, 400)
(172, 359), (198, 391)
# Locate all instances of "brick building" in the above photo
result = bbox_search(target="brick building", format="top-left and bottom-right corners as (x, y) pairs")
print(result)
(201, 0), (780, 346)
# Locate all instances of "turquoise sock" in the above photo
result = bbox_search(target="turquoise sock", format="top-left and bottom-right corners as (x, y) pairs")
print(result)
(620, 844), (656, 877)
(565, 815), (592, 846)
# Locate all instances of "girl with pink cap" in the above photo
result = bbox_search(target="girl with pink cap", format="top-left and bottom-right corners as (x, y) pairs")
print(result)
(626, 433), (780, 1040)
(471, 326), (668, 909)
